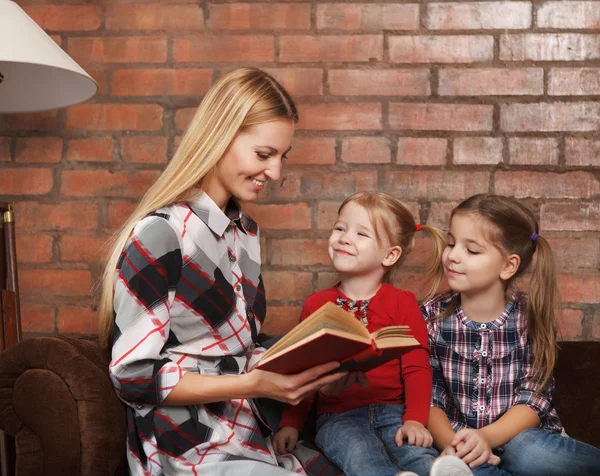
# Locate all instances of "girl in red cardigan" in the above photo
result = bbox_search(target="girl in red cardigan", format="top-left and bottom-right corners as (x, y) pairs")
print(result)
(273, 192), (472, 476)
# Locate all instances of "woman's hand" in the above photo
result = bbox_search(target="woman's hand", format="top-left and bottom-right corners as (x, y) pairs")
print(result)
(272, 427), (299, 455)
(320, 371), (369, 395)
(246, 361), (348, 404)
(394, 420), (433, 447)
(452, 428), (493, 468)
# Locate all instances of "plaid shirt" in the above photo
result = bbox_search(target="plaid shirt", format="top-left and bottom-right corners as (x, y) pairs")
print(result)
(421, 292), (562, 434)
(110, 193), (305, 475)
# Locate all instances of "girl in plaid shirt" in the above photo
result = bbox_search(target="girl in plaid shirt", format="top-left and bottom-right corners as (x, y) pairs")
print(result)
(414, 194), (600, 475)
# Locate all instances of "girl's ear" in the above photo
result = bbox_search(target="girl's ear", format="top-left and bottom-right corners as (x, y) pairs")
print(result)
(500, 253), (520, 281)
(383, 246), (402, 267)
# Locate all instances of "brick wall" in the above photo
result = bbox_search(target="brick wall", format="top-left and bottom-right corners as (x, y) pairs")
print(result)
(1, 1), (598, 341)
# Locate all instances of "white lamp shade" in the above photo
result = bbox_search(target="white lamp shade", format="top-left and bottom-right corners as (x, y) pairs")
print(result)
(0, 0), (97, 113)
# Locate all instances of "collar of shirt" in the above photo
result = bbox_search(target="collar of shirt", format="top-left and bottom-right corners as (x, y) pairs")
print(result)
(453, 293), (518, 331)
(187, 192), (254, 236)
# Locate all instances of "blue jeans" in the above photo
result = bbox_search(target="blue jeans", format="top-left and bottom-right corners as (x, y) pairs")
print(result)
(315, 404), (436, 476)
(398, 427), (600, 476)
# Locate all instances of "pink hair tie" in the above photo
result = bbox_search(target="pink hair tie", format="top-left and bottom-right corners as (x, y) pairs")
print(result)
(415, 224), (422, 231)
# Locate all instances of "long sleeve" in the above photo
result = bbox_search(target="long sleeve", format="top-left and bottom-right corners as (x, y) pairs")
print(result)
(109, 215), (185, 407)
(399, 292), (432, 426)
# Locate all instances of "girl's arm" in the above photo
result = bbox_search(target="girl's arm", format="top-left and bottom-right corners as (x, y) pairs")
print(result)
(428, 406), (456, 451)
(479, 404), (540, 448)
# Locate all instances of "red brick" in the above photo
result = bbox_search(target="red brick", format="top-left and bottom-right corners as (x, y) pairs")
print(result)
(356, 171), (378, 191)
(108, 200), (137, 230)
(0, 168), (53, 195)
(68, 36), (167, 64)
(342, 137), (391, 164)
(121, 136), (168, 164)
(16, 201), (98, 231)
(547, 237), (600, 272)
(174, 35), (274, 62)
(496, 171), (598, 199)
(261, 68), (323, 96)
(317, 271), (339, 290)
(439, 68), (543, 96)
(453, 137), (503, 165)
(382, 171), (489, 200)
(23, 5), (101, 31)
(15, 137), (62, 164)
(280, 35), (383, 63)
(84, 67), (109, 96)
(298, 103), (381, 131)
(0, 137), (10, 162)
(58, 306), (98, 334)
(390, 103), (493, 132)
(549, 68), (600, 96)
(390, 36), (493, 64)
(593, 309), (600, 339)
(174, 108), (196, 132)
(262, 305), (303, 336)
(16, 234), (53, 263)
(67, 137), (115, 162)
(60, 235), (108, 262)
(501, 102), (600, 132)
(316, 4), (419, 31)
(211, 3), (310, 30)
(61, 170), (159, 198)
(556, 309), (584, 339)
(287, 137), (336, 165)
(329, 69), (430, 96)
(0, 111), (57, 131)
(538, 2), (600, 29)
(243, 203), (311, 230)
(558, 274), (600, 304)
(113, 69), (212, 96)
(565, 137), (600, 166)
(426, 2), (531, 30)
(262, 270), (313, 300)
(66, 104), (163, 131)
(500, 34), (600, 61)
(269, 239), (330, 266)
(541, 202), (600, 232)
(271, 171), (357, 200)
(20, 269), (92, 297)
(508, 138), (559, 165)
(318, 202), (342, 230)
(21, 303), (55, 333)
(106, 5), (203, 30)
(397, 138), (447, 166)
(427, 201), (461, 229)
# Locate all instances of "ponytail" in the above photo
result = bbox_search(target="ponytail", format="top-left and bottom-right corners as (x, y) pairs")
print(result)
(417, 224), (447, 303)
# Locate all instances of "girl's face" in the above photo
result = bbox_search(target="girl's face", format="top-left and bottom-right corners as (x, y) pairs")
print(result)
(328, 201), (398, 279)
(204, 118), (294, 209)
(443, 212), (514, 297)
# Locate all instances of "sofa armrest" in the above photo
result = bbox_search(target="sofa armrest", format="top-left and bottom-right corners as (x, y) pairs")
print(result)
(0, 336), (127, 476)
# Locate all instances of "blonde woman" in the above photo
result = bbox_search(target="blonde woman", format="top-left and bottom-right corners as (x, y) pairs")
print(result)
(99, 68), (349, 475)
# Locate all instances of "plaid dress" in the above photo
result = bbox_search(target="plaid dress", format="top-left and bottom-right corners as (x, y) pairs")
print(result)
(421, 292), (562, 434)
(109, 192), (305, 476)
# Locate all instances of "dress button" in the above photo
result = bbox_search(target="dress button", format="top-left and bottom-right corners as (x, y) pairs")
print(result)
(225, 225), (231, 233)
(480, 323), (487, 329)
(479, 404), (485, 411)
(136, 404), (143, 409)
(247, 311), (254, 319)
(236, 284), (242, 291)
(480, 378), (486, 384)
(481, 351), (488, 357)
(229, 255), (237, 263)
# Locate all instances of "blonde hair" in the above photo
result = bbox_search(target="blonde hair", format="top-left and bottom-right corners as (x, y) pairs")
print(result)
(338, 191), (446, 302)
(434, 194), (558, 390)
(98, 68), (298, 348)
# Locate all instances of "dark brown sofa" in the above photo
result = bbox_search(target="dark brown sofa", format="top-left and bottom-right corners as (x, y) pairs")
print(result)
(0, 336), (597, 475)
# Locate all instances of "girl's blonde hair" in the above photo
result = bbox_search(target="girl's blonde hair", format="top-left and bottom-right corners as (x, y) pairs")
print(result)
(338, 191), (446, 302)
(98, 68), (298, 348)
(436, 194), (558, 390)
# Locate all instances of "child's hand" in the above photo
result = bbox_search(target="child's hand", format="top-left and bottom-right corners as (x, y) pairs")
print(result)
(272, 427), (299, 455)
(394, 420), (433, 447)
(451, 428), (493, 468)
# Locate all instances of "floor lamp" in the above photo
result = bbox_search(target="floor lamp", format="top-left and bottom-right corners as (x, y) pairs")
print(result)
(0, 1), (98, 474)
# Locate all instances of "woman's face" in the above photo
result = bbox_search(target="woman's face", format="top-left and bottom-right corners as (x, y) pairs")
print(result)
(204, 118), (295, 209)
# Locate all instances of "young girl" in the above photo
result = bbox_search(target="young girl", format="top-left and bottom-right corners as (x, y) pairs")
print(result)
(98, 68), (351, 476)
(417, 194), (600, 475)
(273, 192), (473, 476)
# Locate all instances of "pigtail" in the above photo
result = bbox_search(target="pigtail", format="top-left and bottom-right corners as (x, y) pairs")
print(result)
(528, 235), (558, 391)
(418, 224), (447, 303)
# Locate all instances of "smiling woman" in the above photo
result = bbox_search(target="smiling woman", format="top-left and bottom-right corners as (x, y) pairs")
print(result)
(96, 68), (349, 476)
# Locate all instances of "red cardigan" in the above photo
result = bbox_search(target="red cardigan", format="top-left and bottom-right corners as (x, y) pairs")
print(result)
(279, 283), (432, 430)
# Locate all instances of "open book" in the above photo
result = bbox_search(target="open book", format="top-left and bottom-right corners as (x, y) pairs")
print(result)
(254, 302), (420, 375)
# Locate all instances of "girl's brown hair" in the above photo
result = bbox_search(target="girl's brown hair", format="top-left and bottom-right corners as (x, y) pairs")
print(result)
(441, 194), (558, 390)
(339, 191), (446, 302)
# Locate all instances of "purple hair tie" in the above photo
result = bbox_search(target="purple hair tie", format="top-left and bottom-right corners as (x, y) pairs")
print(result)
(531, 232), (539, 242)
